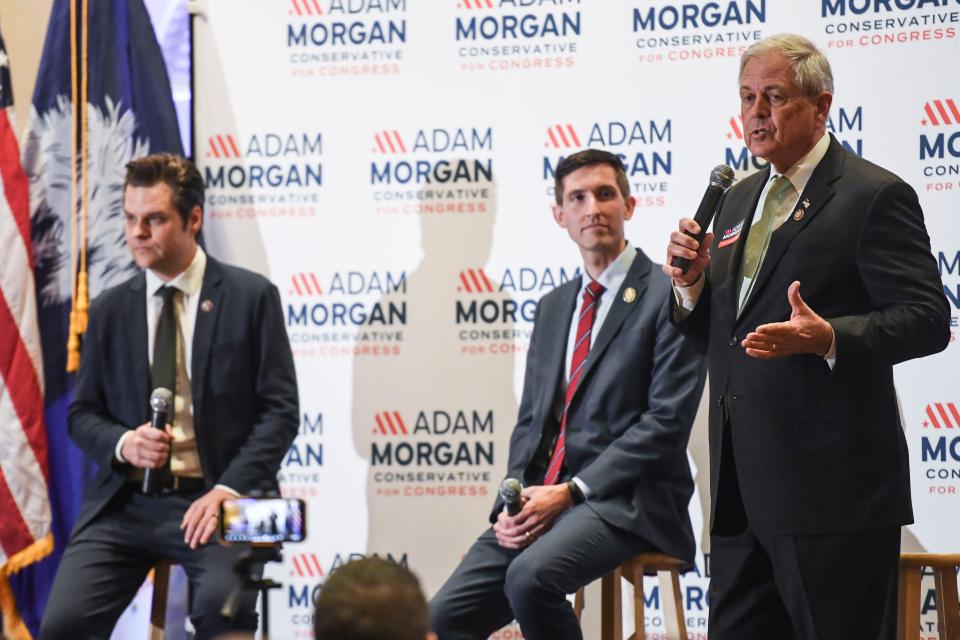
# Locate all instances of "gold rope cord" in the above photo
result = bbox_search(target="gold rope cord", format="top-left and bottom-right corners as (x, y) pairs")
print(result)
(66, 0), (90, 372)
(65, 0), (79, 372)
(76, 0), (90, 334)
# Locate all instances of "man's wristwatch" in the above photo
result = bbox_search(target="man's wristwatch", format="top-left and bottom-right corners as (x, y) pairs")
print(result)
(567, 480), (585, 505)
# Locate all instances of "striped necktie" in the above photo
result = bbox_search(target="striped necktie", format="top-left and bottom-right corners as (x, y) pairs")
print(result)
(544, 280), (605, 485)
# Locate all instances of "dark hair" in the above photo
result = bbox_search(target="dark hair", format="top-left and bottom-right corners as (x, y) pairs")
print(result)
(124, 153), (204, 228)
(553, 148), (630, 204)
(314, 558), (430, 640)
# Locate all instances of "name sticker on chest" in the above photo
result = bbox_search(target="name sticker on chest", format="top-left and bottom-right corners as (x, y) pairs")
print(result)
(717, 219), (745, 248)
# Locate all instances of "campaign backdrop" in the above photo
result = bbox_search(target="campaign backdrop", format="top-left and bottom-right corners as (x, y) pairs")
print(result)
(191, 1), (960, 637)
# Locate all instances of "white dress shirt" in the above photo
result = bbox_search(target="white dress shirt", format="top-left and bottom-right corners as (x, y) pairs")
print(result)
(116, 247), (205, 462)
(144, 248), (206, 373)
(564, 243), (636, 383)
(563, 243), (637, 498)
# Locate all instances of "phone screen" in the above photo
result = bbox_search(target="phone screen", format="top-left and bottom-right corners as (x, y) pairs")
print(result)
(219, 497), (306, 544)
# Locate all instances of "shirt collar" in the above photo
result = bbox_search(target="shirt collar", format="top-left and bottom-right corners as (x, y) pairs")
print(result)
(583, 242), (635, 294)
(145, 247), (207, 297)
(772, 131), (830, 195)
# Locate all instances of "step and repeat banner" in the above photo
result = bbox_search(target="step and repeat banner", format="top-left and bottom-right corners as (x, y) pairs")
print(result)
(192, 1), (959, 637)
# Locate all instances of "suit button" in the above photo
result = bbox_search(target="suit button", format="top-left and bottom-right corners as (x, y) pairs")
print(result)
(728, 336), (737, 346)
(716, 396), (723, 406)
(731, 395), (738, 401)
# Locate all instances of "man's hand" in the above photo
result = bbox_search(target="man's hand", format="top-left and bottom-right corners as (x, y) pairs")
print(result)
(663, 218), (714, 287)
(492, 484), (573, 550)
(120, 422), (173, 468)
(741, 281), (834, 359)
(180, 487), (232, 549)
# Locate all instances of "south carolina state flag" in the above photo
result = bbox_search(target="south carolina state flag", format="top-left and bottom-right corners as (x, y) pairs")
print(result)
(10, 0), (182, 636)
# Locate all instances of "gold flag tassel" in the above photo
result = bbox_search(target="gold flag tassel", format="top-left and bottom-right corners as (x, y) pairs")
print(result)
(66, 0), (90, 371)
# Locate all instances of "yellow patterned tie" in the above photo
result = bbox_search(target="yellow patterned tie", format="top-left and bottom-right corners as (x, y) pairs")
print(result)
(737, 176), (795, 314)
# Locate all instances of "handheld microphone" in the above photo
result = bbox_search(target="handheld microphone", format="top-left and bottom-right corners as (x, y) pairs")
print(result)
(142, 387), (173, 495)
(499, 477), (523, 516)
(670, 164), (735, 274)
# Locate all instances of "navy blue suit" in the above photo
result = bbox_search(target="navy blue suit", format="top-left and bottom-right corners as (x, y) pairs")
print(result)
(40, 256), (299, 639)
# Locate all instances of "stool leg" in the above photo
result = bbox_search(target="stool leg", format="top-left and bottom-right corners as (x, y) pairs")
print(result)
(659, 569), (686, 640)
(898, 564), (920, 640)
(631, 562), (646, 640)
(934, 566), (960, 640)
(602, 568), (623, 640)
(150, 564), (170, 640)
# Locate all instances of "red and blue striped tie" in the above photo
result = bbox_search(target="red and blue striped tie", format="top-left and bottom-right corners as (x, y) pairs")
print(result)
(544, 280), (605, 485)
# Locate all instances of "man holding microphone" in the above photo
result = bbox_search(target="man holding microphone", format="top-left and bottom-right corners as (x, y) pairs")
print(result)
(665, 34), (949, 639)
(40, 154), (299, 639)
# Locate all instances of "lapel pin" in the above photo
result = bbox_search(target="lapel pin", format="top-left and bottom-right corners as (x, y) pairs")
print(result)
(802, 198), (811, 208)
(793, 209), (805, 221)
(622, 287), (637, 304)
(201, 299), (214, 313)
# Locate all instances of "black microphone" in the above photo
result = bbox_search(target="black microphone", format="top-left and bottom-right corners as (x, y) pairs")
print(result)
(671, 164), (735, 274)
(142, 387), (173, 495)
(499, 477), (523, 516)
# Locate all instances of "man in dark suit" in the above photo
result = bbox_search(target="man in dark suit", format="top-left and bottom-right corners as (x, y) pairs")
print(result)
(430, 149), (706, 640)
(40, 154), (299, 639)
(664, 34), (950, 639)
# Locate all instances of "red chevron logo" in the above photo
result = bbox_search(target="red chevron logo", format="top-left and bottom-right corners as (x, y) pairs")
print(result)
(457, 268), (494, 293)
(373, 411), (408, 436)
(372, 130), (408, 154)
(922, 99), (960, 127)
(923, 403), (960, 429)
(290, 553), (325, 577)
(288, 273), (324, 296)
(459, 0), (493, 8)
(726, 115), (744, 141)
(205, 134), (242, 159)
(544, 124), (581, 149)
(289, 0), (323, 16)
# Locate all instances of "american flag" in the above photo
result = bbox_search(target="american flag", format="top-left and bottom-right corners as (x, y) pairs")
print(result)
(0, 27), (53, 640)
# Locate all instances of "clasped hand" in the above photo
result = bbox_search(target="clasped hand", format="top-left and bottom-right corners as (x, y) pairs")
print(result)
(493, 484), (573, 550)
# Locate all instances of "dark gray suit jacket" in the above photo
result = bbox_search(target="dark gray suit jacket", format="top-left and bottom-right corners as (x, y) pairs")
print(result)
(68, 256), (300, 535)
(678, 135), (950, 535)
(493, 248), (706, 564)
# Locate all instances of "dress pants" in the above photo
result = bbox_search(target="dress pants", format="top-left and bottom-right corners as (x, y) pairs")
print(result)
(709, 421), (901, 640)
(429, 504), (652, 640)
(40, 483), (257, 640)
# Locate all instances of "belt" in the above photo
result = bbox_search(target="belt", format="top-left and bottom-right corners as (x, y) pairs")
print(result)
(130, 475), (206, 495)
(164, 476), (206, 494)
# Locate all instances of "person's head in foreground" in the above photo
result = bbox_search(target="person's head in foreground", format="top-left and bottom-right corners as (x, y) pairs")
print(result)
(314, 557), (437, 640)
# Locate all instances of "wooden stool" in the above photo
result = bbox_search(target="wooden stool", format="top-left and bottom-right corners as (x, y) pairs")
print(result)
(898, 553), (960, 640)
(150, 561), (173, 640)
(575, 552), (687, 640)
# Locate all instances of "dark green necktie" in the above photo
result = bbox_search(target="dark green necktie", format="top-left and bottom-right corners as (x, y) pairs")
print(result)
(151, 286), (178, 394)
